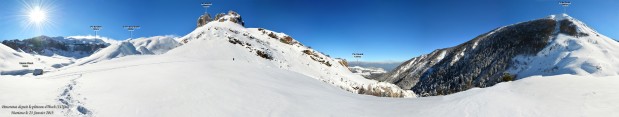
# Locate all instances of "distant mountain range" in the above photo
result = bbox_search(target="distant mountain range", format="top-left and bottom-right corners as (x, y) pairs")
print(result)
(1, 36), (110, 58)
(347, 61), (402, 71)
(0, 35), (181, 75)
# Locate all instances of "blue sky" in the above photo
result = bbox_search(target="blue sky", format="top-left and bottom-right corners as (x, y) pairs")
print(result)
(1, 0), (618, 62)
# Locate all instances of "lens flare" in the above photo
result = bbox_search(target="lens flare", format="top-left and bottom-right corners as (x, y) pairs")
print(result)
(28, 6), (47, 24)
(19, 0), (57, 36)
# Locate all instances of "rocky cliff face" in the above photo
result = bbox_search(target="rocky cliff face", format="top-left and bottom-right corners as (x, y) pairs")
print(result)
(197, 11), (244, 28)
(214, 11), (244, 26)
(379, 14), (614, 96)
(197, 13), (212, 27)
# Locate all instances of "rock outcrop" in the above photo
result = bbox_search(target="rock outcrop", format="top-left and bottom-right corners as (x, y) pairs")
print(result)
(197, 11), (245, 28)
(197, 13), (213, 27)
(214, 11), (245, 26)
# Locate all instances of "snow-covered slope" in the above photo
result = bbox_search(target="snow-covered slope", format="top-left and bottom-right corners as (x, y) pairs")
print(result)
(380, 14), (619, 96)
(1, 11), (619, 117)
(130, 36), (180, 54)
(0, 43), (74, 75)
(174, 11), (413, 97)
(2, 54), (619, 116)
(72, 41), (141, 66)
(1, 35), (179, 68)
(0, 43), (36, 73)
(508, 14), (619, 77)
(136, 46), (155, 55)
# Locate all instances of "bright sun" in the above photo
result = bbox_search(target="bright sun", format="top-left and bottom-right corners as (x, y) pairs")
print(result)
(21, 0), (55, 35)
(28, 6), (47, 24)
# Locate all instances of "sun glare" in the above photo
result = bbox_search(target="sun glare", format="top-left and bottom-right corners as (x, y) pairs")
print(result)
(28, 6), (47, 24)
(19, 0), (57, 36)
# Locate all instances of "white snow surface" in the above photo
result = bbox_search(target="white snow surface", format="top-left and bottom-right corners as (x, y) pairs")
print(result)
(508, 14), (619, 78)
(2, 13), (619, 116)
(71, 41), (141, 66)
(130, 35), (180, 54)
(0, 43), (74, 75)
(175, 20), (414, 97)
(2, 63), (619, 116)
(136, 46), (155, 55)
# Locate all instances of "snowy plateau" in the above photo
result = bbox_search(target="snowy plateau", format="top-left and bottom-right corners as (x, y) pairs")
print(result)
(0, 11), (618, 117)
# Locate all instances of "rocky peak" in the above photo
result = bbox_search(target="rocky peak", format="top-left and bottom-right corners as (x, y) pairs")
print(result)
(196, 13), (213, 27)
(197, 10), (244, 28)
(214, 10), (245, 26)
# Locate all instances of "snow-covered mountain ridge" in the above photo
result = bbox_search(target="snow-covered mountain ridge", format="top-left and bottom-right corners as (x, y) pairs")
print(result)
(1, 36), (110, 59)
(175, 10), (414, 97)
(0, 43), (73, 75)
(130, 36), (180, 55)
(379, 14), (619, 96)
(70, 41), (142, 66)
(0, 10), (413, 98)
(1, 11), (619, 116)
(0, 35), (182, 70)
(508, 14), (619, 77)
